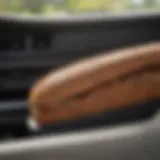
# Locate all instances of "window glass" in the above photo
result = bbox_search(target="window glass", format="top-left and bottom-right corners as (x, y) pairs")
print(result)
(0, 0), (159, 16)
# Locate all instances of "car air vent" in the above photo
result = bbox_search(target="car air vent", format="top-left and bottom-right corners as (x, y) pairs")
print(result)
(0, 67), (51, 100)
(0, 27), (68, 140)
(0, 28), (52, 52)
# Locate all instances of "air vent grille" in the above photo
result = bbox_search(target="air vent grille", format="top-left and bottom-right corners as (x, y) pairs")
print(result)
(0, 68), (50, 100)
(0, 29), (52, 52)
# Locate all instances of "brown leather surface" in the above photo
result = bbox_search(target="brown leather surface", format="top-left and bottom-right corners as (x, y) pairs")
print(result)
(29, 42), (160, 125)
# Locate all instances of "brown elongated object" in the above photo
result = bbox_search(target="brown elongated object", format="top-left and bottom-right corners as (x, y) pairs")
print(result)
(29, 42), (160, 125)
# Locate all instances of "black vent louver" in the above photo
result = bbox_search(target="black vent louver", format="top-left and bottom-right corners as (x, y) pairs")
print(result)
(0, 27), (55, 100)
(0, 28), (56, 139)
(0, 27), (51, 52)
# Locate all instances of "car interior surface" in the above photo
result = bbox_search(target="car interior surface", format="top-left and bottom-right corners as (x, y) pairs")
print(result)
(0, 9), (159, 160)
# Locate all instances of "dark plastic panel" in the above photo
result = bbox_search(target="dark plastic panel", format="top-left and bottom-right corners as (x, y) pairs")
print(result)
(0, 12), (159, 158)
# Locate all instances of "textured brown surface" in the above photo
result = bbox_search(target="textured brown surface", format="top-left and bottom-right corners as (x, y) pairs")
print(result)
(29, 42), (160, 125)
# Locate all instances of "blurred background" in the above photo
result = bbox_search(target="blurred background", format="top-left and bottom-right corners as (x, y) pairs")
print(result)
(0, 0), (159, 16)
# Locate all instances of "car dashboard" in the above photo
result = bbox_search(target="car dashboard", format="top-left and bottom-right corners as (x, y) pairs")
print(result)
(0, 11), (159, 160)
